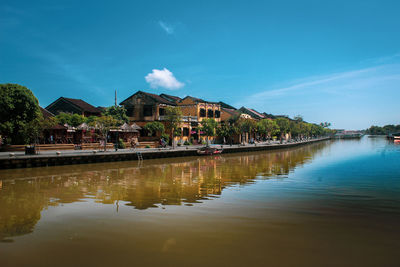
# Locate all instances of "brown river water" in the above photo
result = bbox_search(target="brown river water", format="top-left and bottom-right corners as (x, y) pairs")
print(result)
(0, 138), (399, 267)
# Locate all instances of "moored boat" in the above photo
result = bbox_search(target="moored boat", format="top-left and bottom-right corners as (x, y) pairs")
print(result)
(197, 146), (223, 155)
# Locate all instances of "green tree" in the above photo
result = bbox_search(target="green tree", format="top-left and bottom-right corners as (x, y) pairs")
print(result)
(216, 123), (236, 144)
(294, 115), (303, 122)
(237, 118), (256, 144)
(143, 121), (165, 136)
(102, 106), (128, 124)
(0, 83), (43, 144)
(90, 115), (119, 151)
(200, 118), (218, 145)
(320, 122), (331, 128)
(257, 119), (280, 139)
(55, 112), (86, 127)
(165, 106), (183, 148)
(275, 118), (290, 140)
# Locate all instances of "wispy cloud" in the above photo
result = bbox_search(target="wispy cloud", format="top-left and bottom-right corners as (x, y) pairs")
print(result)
(159, 21), (174, 34)
(242, 64), (400, 106)
(145, 68), (184, 90)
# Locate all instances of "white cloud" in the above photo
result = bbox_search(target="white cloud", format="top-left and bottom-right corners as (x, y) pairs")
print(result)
(145, 68), (184, 90)
(159, 21), (174, 34)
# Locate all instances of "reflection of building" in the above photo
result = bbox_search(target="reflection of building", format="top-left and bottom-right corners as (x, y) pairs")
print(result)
(0, 141), (327, 241)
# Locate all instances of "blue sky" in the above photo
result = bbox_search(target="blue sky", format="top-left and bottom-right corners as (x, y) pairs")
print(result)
(1, 0), (399, 129)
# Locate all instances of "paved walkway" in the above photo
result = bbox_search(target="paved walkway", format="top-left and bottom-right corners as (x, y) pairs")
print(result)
(0, 139), (323, 159)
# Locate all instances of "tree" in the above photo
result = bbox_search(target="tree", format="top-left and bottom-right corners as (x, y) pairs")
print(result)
(0, 83), (43, 144)
(237, 118), (256, 144)
(275, 118), (290, 140)
(55, 112), (86, 127)
(320, 122), (331, 128)
(257, 119), (280, 139)
(102, 106), (128, 124)
(165, 106), (182, 148)
(216, 123), (236, 144)
(143, 121), (165, 136)
(90, 115), (119, 151)
(294, 115), (303, 122)
(200, 118), (218, 145)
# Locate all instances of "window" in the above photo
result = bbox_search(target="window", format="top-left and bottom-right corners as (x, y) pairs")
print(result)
(183, 127), (189, 136)
(200, 108), (206, 117)
(207, 109), (214, 118)
(159, 108), (165, 116)
(143, 105), (153, 116)
(215, 110), (220, 118)
(126, 107), (134, 117)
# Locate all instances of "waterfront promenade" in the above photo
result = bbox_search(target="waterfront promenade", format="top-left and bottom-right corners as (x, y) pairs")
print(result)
(0, 138), (330, 169)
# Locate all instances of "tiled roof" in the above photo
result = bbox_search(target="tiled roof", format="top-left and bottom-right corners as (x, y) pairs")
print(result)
(120, 91), (176, 106)
(180, 96), (219, 104)
(160, 93), (181, 103)
(40, 107), (54, 119)
(219, 101), (237, 110)
(62, 97), (102, 114)
(221, 107), (239, 116)
(239, 107), (265, 119)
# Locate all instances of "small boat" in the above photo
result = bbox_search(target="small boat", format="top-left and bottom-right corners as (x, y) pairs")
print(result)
(387, 133), (400, 143)
(197, 146), (223, 155)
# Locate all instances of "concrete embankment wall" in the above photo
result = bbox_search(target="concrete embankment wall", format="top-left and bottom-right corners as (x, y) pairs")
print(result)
(0, 138), (330, 170)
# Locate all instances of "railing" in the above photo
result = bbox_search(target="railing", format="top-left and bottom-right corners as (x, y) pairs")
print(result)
(158, 116), (198, 122)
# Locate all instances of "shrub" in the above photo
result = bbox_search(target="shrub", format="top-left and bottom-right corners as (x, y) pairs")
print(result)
(145, 145), (151, 148)
(161, 133), (170, 144)
(118, 138), (125, 149)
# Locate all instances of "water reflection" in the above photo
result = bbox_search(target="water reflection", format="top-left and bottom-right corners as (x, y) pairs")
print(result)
(0, 141), (328, 241)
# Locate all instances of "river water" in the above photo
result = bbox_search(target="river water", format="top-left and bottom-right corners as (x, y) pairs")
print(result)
(0, 137), (399, 267)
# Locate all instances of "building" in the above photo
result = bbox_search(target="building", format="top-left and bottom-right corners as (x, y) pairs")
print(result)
(119, 91), (176, 126)
(45, 97), (102, 117)
(238, 107), (266, 120)
(176, 96), (221, 142)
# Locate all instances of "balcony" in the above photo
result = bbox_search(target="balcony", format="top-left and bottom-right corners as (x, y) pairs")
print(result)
(158, 115), (198, 122)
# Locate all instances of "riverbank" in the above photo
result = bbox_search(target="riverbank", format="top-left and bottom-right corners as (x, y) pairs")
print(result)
(0, 137), (330, 169)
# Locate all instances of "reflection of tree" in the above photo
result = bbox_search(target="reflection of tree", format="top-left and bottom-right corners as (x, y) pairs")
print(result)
(0, 181), (48, 242)
(0, 141), (328, 240)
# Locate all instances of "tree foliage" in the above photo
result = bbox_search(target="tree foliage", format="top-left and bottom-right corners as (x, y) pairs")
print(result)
(89, 115), (119, 151)
(165, 106), (183, 147)
(366, 124), (400, 135)
(55, 112), (86, 127)
(0, 84), (43, 144)
(200, 118), (218, 142)
(257, 119), (280, 137)
(143, 121), (165, 136)
(275, 118), (290, 136)
(102, 106), (128, 124)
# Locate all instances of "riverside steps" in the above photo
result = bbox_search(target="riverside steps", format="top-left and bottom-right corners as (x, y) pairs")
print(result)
(0, 138), (330, 169)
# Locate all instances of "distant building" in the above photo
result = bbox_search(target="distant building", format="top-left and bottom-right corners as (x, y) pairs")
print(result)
(120, 91), (222, 143)
(238, 107), (266, 120)
(46, 97), (102, 117)
(119, 91), (176, 126)
(177, 96), (221, 142)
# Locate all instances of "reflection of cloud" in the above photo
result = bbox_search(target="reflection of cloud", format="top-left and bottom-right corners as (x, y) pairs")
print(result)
(145, 68), (184, 90)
